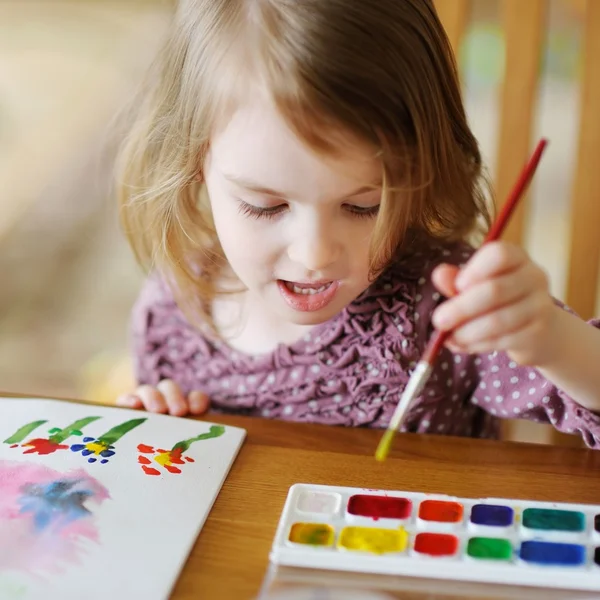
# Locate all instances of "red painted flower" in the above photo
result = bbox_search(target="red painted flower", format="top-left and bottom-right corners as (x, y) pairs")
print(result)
(20, 438), (70, 455)
(137, 444), (194, 476)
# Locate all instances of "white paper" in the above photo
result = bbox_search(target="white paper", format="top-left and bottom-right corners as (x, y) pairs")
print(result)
(0, 397), (246, 600)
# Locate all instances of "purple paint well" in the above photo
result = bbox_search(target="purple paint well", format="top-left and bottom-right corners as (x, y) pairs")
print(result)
(470, 504), (514, 527)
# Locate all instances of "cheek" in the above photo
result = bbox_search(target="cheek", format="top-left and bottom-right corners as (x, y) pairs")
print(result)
(348, 221), (375, 271)
(208, 192), (276, 266)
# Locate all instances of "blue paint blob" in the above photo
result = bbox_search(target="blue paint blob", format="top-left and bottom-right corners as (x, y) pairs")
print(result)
(70, 444), (85, 452)
(100, 449), (115, 458)
(470, 504), (513, 527)
(83, 437), (95, 443)
(520, 541), (586, 566)
(18, 480), (92, 531)
(87, 457), (97, 463)
(81, 449), (93, 457)
(100, 459), (109, 464)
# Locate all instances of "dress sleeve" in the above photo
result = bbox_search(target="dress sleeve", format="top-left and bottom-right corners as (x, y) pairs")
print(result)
(470, 313), (600, 448)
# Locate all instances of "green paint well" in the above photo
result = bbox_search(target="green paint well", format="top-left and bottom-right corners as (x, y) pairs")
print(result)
(172, 425), (225, 452)
(522, 508), (585, 532)
(97, 418), (147, 445)
(3, 420), (48, 444)
(467, 537), (513, 561)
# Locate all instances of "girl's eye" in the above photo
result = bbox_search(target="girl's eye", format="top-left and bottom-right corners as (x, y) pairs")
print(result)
(344, 204), (380, 218)
(237, 200), (287, 220)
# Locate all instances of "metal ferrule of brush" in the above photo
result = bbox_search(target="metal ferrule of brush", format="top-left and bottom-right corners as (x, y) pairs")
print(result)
(388, 361), (433, 432)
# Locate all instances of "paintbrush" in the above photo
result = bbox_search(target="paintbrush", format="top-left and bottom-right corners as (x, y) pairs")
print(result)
(375, 138), (549, 462)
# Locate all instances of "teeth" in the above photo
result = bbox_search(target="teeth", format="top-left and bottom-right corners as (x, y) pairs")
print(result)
(286, 282), (329, 295)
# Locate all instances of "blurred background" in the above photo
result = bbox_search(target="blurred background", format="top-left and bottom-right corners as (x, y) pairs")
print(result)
(0, 0), (594, 444)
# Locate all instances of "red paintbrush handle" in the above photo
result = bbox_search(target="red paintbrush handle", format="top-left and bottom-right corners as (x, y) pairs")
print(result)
(422, 330), (449, 364)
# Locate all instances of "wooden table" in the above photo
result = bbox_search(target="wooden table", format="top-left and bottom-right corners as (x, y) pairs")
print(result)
(170, 413), (600, 599)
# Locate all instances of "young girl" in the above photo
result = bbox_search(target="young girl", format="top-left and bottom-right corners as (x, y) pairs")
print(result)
(116, 0), (600, 448)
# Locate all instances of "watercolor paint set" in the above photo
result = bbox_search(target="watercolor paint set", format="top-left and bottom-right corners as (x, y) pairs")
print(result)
(267, 483), (600, 593)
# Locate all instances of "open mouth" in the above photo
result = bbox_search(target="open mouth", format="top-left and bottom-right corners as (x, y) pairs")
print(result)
(277, 280), (340, 312)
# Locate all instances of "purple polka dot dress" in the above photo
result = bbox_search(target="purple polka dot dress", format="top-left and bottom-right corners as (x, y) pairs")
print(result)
(130, 240), (600, 448)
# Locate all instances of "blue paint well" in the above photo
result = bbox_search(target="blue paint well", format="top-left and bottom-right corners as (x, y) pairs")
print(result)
(520, 541), (586, 566)
(470, 504), (513, 527)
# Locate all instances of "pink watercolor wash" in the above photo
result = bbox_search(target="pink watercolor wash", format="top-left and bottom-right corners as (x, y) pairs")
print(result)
(0, 461), (110, 577)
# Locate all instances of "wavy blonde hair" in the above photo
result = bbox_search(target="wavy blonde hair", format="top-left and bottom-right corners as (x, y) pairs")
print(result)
(117, 0), (491, 328)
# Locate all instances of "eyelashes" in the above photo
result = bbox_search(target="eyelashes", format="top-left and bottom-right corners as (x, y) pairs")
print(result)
(237, 201), (286, 221)
(236, 200), (380, 221)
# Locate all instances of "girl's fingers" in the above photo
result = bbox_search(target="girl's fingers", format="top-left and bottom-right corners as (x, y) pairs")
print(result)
(431, 264), (459, 299)
(433, 262), (547, 331)
(454, 242), (527, 291)
(136, 384), (168, 413)
(449, 291), (551, 350)
(116, 393), (143, 409)
(188, 390), (210, 415)
(157, 379), (189, 416)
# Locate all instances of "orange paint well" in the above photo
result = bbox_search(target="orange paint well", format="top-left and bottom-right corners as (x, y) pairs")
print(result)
(418, 500), (463, 523)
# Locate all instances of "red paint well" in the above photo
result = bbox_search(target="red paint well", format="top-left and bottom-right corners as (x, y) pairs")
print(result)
(414, 533), (459, 556)
(418, 500), (463, 523)
(347, 495), (412, 520)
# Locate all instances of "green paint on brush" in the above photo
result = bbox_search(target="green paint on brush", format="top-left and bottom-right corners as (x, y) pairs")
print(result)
(3, 420), (48, 444)
(97, 418), (147, 445)
(49, 417), (102, 443)
(172, 425), (225, 452)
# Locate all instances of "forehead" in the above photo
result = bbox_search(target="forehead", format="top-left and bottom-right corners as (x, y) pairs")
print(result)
(208, 99), (382, 197)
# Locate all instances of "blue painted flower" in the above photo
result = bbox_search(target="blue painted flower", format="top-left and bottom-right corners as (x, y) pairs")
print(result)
(70, 436), (116, 464)
(18, 479), (92, 531)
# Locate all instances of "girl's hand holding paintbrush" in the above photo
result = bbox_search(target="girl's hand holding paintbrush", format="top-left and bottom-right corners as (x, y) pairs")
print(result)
(377, 139), (600, 460)
(431, 241), (560, 368)
(430, 240), (600, 416)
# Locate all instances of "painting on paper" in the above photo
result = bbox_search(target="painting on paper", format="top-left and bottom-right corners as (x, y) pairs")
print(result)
(0, 397), (245, 600)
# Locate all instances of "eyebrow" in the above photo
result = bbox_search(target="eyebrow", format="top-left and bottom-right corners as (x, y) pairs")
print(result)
(223, 173), (381, 200)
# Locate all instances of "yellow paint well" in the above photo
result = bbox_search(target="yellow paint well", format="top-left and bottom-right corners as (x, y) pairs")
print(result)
(338, 526), (408, 554)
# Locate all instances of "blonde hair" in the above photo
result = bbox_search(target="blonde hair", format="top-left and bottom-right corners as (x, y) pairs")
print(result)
(117, 0), (491, 328)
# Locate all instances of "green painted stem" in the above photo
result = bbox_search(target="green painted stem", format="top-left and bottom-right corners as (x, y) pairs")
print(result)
(97, 418), (147, 445)
(172, 425), (225, 452)
(3, 420), (48, 444)
(49, 417), (102, 444)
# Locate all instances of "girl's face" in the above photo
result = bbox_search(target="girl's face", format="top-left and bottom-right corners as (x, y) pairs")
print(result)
(203, 100), (383, 327)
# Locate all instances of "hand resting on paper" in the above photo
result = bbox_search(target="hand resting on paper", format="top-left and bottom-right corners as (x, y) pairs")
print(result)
(116, 379), (210, 417)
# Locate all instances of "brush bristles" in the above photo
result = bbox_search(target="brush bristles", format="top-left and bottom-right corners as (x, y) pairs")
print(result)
(375, 428), (395, 462)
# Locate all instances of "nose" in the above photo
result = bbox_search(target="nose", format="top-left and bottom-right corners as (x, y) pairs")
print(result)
(286, 217), (342, 273)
